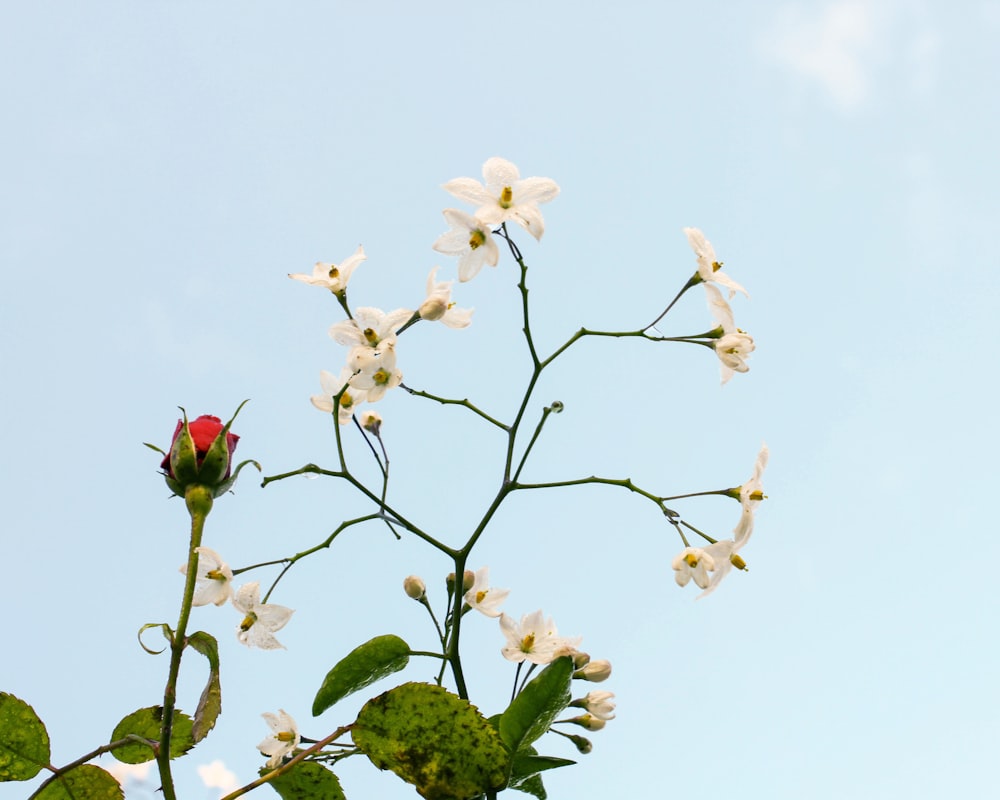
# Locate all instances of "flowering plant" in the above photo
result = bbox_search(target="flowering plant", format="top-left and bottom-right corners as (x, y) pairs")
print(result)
(1, 157), (766, 800)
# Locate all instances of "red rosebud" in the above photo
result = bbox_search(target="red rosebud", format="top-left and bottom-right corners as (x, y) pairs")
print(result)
(160, 415), (240, 480)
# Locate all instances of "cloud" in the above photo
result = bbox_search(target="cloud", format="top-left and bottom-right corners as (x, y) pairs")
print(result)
(761, 1), (880, 110)
(198, 760), (240, 796)
(101, 759), (152, 785)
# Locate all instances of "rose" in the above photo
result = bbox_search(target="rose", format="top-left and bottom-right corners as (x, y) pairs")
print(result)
(161, 415), (239, 480)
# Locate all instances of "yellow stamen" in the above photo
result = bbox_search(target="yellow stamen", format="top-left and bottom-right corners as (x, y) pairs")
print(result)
(469, 229), (486, 250)
(363, 327), (379, 345)
(712, 260), (724, 273)
(373, 368), (390, 386)
(276, 731), (296, 742)
(240, 613), (257, 632)
(499, 186), (513, 207)
(683, 552), (700, 568)
(730, 554), (748, 571)
(520, 633), (536, 652)
(341, 392), (354, 409)
(327, 266), (340, 280)
(475, 590), (488, 604)
(206, 569), (226, 582)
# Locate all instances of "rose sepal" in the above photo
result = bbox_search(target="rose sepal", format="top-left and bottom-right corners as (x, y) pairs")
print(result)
(210, 458), (262, 498)
(167, 409), (201, 488)
(197, 400), (249, 486)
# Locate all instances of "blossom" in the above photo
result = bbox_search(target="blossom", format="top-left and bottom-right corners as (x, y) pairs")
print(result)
(706, 284), (755, 384)
(683, 227), (747, 299)
(463, 567), (510, 618)
(418, 267), (473, 327)
(403, 575), (426, 600)
(672, 546), (716, 589)
(257, 709), (300, 768)
(349, 345), (402, 403)
(310, 368), (368, 424)
(442, 157), (559, 241)
(499, 610), (581, 665)
(432, 209), (500, 282)
(570, 691), (616, 720)
(179, 546), (233, 607)
(288, 245), (365, 295)
(328, 306), (412, 350)
(232, 582), (294, 650)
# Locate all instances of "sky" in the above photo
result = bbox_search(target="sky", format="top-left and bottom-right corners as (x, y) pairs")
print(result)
(2, 1), (998, 799)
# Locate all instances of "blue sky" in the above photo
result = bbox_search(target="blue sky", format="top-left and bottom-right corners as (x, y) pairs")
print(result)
(2, 2), (998, 799)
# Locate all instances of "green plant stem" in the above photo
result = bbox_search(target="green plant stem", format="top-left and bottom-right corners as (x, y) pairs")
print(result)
(400, 384), (509, 431)
(643, 274), (700, 331)
(219, 725), (351, 800)
(156, 486), (212, 800)
(511, 476), (678, 518)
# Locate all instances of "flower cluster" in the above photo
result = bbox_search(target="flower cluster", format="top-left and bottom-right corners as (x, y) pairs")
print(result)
(672, 443), (769, 598)
(433, 157), (559, 281)
(180, 548), (294, 649)
(683, 227), (756, 384)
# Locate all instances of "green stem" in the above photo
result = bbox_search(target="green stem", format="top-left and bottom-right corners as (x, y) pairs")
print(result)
(400, 384), (509, 431)
(643, 274), (700, 331)
(157, 485), (213, 800)
(512, 475), (678, 518)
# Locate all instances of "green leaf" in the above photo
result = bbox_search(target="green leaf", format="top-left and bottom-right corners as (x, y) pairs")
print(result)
(262, 761), (346, 800)
(511, 772), (546, 800)
(0, 693), (50, 782)
(32, 765), (123, 800)
(352, 682), (508, 800)
(312, 634), (410, 716)
(187, 631), (222, 743)
(509, 753), (575, 783)
(109, 707), (194, 763)
(498, 656), (573, 754)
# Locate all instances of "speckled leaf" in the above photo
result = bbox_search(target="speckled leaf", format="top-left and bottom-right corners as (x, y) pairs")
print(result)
(352, 682), (508, 800)
(187, 631), (222, 742)
(0, 693), (50, 781)
(312, 634), (410, 716)
(33, 765), (123, 800)
(109, 707), (193, 763)
(498, 656), (573, 754)
(262, 761), (346, 800)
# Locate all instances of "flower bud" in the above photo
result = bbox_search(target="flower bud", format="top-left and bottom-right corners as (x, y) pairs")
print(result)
(571, 651), (591, 669)
(403, 575), (426, 600)
(570, 691), (616, 720)
(574, 659), (612, 682)
(567, 734), (592, 755)
(360, 410), (383, 436)
(567, 714), (605, 731)
(418, 296), (449, 321)
(549, 400), (564, 413)
(154, 403), (255, 500)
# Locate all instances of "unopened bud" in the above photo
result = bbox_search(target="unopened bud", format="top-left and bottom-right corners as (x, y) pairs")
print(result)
(403, 575), (426, 600)
(549, 400), (564, 413)
(418, 296), (448, 321)
(572, 651), (591, 669)
(574, 659), (611, 682)
(567, 734), (592, 754)
(461, 570), (475, 593)
(567, 714), (605, 731)
(360, 410), (382, 436)
(570, 691), (616, 720)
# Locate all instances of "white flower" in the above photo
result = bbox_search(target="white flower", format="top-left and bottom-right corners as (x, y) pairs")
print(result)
(696, 444), (769, 599)
(463, 567), (510, 618)
(683, 227), (747, 299)
(432, 209), (500, 282)
(179, 546), (233, 607)
(310, 368), (368, 424)
(328, 306), (412, 349)
(232, 582), (294, 650)
(257, 709), (300, 768)
(288, 245), (365, 294)
(499, 610), (581, 665)
(443, 157), (559, 241)
(571, 691), (616, 720)
(672, 546), (716, 589)
(349, 345), (402, 402)
(705, 284), (755, 384)
(418, 267), (473, 327)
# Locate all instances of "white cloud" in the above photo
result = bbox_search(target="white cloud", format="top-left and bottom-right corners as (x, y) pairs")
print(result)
(100, 759), (152, 786)
(197, 760), (240, 796)
(762, 1), (880, 110)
